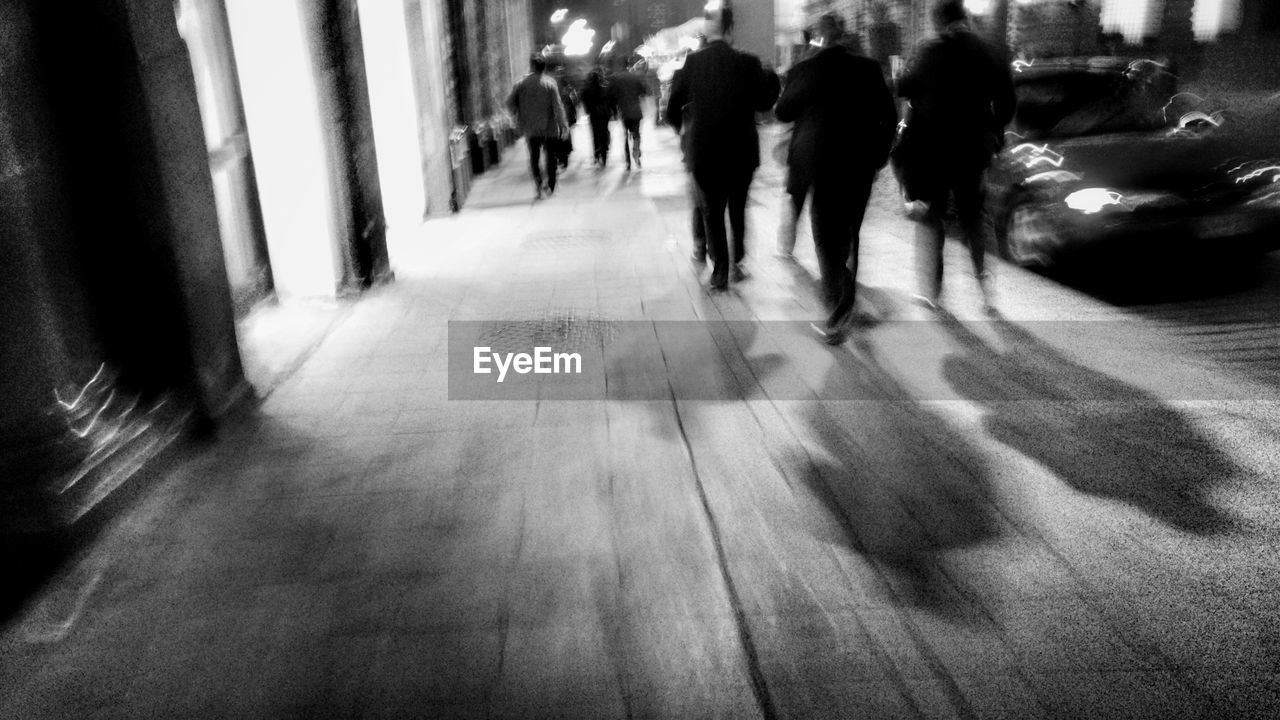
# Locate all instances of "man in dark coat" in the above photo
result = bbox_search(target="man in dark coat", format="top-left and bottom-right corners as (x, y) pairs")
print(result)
(507, 55), (568, 200)
(897, 0), (1015, 311)
(608, 57), (648, 171)
(775, 12), (896, 343)
(666, 4), (780, 291)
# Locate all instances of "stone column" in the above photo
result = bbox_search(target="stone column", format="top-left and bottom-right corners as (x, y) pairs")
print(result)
(309, 0), (392, 287)
(124, 0), (253, 418)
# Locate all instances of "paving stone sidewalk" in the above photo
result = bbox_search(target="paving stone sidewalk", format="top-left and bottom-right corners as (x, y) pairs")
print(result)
(3, 115), (1280, 719)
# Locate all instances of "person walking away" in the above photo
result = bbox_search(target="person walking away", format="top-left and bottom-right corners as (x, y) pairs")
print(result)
(507, 54), (568, 200)
(671, 73), (708, 263)
(666, 3), (780, 291)
(552, 63), (579, 169)
(609, 56), (649, 171)
(775, 12), (897, 344)
(580, 67), (614, 168)
(897, 0), (1014, 312)
(776, 29), (866, 259)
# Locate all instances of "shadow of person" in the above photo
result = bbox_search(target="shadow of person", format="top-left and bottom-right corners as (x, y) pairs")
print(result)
(789, 333), (1004, 617)
(937, 313), (1238, 535)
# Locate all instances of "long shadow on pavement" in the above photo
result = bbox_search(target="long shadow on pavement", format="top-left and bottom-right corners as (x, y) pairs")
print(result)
(938, 313), (1240, 535)
(792, 334), (1005, 617)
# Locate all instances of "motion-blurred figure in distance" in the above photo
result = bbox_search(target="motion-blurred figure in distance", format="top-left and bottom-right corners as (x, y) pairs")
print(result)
(666, 1), (780, 291)
(608, 55), (649, 171)
(507, 54), (569, 200)
(580, 66), (614, 169)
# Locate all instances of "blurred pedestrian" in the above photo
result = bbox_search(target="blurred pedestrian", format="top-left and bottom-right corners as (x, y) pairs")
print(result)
(609, 56), (649, 171)
(666, 3), (780, 291)
(507, 54), (569, 200)
(580, 67), (614, 168)
(551, 63), (579, 169)
(897, 0), (1014, 311)
(775, 12), (896, 344)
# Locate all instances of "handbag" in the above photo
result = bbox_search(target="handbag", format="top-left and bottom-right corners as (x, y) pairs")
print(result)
(890, 108), (930, 202)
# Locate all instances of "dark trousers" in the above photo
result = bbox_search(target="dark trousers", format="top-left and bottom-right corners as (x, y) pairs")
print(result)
(689, 174), (706, 256)
(811, 175), (874, 328)
(694, 168), (753, 282)
(526, 136), (557, 191)
(915, 163), (988, 299)
(622, 118), (641, 164)
(589, 115), (611, 163)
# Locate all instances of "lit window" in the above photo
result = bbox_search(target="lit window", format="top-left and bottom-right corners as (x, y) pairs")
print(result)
(1193, 0), (1241, 41)
(1101, 0), (1160, 44)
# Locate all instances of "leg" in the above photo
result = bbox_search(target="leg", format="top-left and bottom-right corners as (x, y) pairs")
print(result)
(630, 120), (642, 165)
(543, 139), (558, 193)
(727, 170), (753, 266)
(622, 121), (633, 169)
(811, 182), (857, 329)
(844, 175), (874, 313)
(689, 174), (707, 261)
(527, 137), (544, 193)
(953, 165), (990, 279)
(695, 171), (730, 287)
(777, 186), (805, 255)
(914, 198), (947, 304)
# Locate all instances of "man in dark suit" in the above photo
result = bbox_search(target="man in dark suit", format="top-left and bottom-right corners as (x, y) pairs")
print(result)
(665, 3), (780, 291)
(775, 12), (896, 343)
(898, 0), (1015, 311)
(507, 55), (569, 200)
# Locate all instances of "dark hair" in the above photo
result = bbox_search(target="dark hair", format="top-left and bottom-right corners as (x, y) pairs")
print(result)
(530, 54), (547, 73)
(932, 0), (967, 28)
(817, 12), (846, 38)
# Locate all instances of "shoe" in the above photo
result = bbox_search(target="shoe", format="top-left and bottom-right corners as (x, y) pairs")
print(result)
(731, 265), (749, 282)
(977, 271), (996, 314)
(633, 153), (641, 169)
(535, 187), (544, 200)
(708, 271), (729, 292)
(625, 163), (631, 172)
(691, 250), (707, 264)
(911, 293), (941, 313)
(774, 250), (796, 261)
(847, 309), (880, 328)
(904, 200), (930, 221)
(810, 322), (847, 346)
(546, 184), (556, 197)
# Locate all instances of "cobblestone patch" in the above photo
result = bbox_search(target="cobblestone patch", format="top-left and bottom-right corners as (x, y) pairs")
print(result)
(476, 308), (619, 353)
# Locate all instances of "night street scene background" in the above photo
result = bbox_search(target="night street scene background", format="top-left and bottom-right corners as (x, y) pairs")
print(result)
(4, 0), (1280, 717)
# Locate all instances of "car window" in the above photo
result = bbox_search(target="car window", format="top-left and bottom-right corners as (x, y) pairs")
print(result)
(1014, 72), (1172, 138)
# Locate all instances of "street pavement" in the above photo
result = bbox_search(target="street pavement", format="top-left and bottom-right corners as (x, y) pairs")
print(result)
(4, 113), (1280, 719)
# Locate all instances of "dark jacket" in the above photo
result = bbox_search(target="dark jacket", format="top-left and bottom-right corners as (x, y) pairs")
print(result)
(774, 44), (897, 193)
(665, 40), (780, 175)
(507, 73), (568, 139)
(608, 70), (647, 121)
(897, 25), (1015, 165)
(580, 74), (613, 120)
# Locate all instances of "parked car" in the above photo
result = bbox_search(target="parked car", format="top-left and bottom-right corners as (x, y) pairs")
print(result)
(988, 57), (1280, 267)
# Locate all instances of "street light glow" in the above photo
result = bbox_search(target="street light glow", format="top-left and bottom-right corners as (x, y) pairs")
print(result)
(704, 1), (722, 13)
(562, 19), (595, 57)
(550, 8), (568, 23)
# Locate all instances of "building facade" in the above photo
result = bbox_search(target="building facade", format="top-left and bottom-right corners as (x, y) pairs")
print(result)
(0, 0), (534, 535)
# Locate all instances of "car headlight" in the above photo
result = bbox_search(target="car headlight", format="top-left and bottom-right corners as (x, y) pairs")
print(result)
(1064, 188), (1125, 214)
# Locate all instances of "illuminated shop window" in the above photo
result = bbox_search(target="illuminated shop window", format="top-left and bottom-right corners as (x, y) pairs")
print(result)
(1100, 0), (1160, 43)
(1192, 0), (1241, 41)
